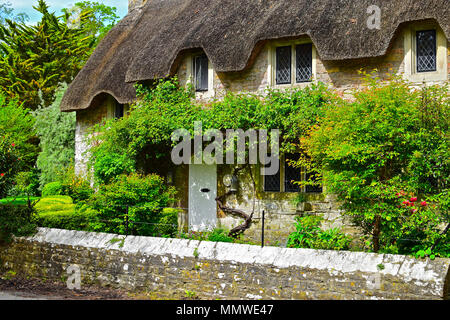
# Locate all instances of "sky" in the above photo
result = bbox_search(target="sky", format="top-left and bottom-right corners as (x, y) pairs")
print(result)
(8, 0), (128, 23)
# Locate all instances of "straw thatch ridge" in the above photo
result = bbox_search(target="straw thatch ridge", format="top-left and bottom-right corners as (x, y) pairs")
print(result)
(61, 0), (449, 112)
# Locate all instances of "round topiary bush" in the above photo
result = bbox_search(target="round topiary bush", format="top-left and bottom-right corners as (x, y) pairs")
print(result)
(42, 181), (63, 197)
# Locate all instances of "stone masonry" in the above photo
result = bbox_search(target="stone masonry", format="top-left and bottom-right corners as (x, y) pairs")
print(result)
(1, 228), (449, 300)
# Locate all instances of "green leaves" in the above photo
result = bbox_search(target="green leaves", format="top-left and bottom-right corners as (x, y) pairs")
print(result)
(0, 0), (118, 110)
(33, 87), (76, 188)
(90, 79), (333, 185)
(287, 215), (352, 251)
(303, 77), (449, 255)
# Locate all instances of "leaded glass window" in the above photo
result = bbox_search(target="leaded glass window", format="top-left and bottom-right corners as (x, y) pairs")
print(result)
(276, 46), (292, 85)
(264, 161), (281, 192)
(296, 43), (312, 83)
(416, 30), (437, 73)
(194, 54), (209, 91)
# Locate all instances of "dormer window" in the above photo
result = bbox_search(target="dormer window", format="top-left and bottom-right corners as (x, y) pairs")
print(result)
(404, 23), (447, 82)
(272, 40), (316, 86)
(194, 54), (209, 91)
(416, 30), (437, 73)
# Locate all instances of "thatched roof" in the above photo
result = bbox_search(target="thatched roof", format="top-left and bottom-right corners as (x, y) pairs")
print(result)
(61, 0), (449, 112)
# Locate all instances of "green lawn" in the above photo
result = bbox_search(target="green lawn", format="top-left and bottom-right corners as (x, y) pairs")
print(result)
(0, 197), (40, 205)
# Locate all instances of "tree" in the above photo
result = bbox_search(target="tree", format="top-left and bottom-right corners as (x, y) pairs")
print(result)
(33, 86), (76, 188)
(0, 92), (38, 171)
(62, 1), (119, 45)
(0, 0), (96, 110)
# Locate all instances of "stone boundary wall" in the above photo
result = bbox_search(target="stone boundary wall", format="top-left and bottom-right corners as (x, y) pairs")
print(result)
(1, 228), (449, 300)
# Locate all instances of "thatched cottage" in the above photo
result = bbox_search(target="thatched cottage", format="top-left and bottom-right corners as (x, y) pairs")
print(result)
(61, 0), (449, 243)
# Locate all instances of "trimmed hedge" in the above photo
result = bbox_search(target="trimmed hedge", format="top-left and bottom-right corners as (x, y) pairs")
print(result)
(35, 195), (92, 231)
(36, 211), (93, 231)
(35, 195), (75, 215)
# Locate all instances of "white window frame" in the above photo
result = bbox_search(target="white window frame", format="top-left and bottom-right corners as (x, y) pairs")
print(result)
(404, 22), (448, 82)
(268, 39), (317, 88)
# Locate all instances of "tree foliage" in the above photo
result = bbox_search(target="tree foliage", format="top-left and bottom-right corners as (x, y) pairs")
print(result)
(0, 92), (38, 171)
(302, 76), (449, 256)
(33, 87), (76, 188)
(89, 78), (333, 184)
(62, 1), (119, 45)
(0, 0), (107, 110)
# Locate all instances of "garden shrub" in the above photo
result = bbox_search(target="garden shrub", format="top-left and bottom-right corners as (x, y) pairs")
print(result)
(0, 203), (37, 243)
(178, 228), (245, 244)
(207, 228), (235, 243)
(287, 215), (352, 250)
(35, 196), (98, 232)
(86, 173), (176, 236)
(11, 169), (40, 198)
(153, 208), (179, 237)
(58, 165), (94, 203)
(42, 182), (63, 197)
(35, 195), (76, 216)
(303, 76), (449, 256)
(36, 210), (93, 231)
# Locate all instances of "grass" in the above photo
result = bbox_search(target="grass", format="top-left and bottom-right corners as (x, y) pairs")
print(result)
(0, 197), (40, 205)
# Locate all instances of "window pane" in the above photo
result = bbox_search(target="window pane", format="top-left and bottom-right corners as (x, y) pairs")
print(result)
(416, 30), (436, 73)
(194, 54), (209, 91)
(284, 155), (301, 192)
(276, 46), (291, 84)
(263, 160), (281, 192)
(296, 43), (312, 83)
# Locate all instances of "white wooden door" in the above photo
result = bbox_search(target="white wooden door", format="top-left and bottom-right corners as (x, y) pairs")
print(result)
(188, 164), (217, 231)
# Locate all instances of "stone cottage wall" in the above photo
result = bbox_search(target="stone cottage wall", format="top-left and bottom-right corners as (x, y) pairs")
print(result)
(214, 165), (356, 247)
(1, 228), (449, 300)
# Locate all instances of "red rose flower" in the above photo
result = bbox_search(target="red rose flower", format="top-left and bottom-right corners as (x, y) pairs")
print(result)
(0, 173), (4, 177)
(420, 201), (427, 207)
(11, 143), (15, 147)
(410, 197), (418, 202)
